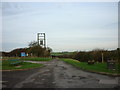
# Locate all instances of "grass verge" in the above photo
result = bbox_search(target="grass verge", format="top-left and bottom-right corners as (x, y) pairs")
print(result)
(61, 58), (120, 75)
(1, 60), (44, 70)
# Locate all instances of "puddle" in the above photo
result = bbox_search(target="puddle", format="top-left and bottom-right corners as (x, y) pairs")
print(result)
(79, 76), (86, 79)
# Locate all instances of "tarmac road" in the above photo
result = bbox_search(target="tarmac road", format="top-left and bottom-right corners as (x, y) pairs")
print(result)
(2, 59), (120, 88)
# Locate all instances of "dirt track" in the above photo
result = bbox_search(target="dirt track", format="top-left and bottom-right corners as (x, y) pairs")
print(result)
(2, 59), (120, 88)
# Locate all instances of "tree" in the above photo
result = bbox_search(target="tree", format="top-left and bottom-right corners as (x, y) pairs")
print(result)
(43, 47), (52, 56)
(28, 46), (44, 57)
(28, 41), (38, 47)
(27, 41), (52, 57)
(91, 49), (105, 62)
(9, 48), (28, 57)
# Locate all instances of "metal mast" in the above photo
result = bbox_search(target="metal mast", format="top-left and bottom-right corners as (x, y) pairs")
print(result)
(37, 33), (46, 48)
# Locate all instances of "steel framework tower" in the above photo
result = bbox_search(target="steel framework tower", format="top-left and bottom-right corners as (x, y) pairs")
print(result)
(37, 33), (46, 48)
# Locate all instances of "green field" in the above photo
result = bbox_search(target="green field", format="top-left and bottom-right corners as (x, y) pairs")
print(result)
(2, 57), (52, 61)
(51, 52), (74, 56)
(1, 60), (44, 70)
(61, 58), (120, 75)
(23, 57), (51, 61)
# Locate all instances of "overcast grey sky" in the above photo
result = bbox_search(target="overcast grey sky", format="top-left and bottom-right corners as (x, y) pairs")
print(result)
(1, 2), (118, 52)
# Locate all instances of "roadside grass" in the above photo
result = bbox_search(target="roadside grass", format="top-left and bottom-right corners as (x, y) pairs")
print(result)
(1, 60), (44, 70)
(60, 58), (120, 75)
(23, 57), (51, 61)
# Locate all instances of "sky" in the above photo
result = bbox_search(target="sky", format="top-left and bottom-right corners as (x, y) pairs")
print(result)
(1, 2), (118, 52)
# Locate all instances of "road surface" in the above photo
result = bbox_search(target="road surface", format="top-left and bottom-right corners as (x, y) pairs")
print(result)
(2, 59), (120, 88)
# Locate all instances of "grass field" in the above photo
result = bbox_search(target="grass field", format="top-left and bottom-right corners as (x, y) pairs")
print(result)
(23, 57), (51, 61)
(1, 57), (51, 70)
(1, 60), (44, 70)
(2, 57), (52, 61)
(51, 52), (74, 56)
(61, 58), (120, 75)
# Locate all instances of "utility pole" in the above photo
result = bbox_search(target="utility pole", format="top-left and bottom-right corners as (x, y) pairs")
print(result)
(102, 52), (104, 63)
(37, 33), (46, 48)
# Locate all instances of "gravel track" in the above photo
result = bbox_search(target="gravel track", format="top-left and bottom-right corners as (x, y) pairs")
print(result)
(2, 59), (120, 88)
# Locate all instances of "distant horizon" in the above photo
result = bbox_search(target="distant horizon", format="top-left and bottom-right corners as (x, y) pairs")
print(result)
(1, 2), (118, 52)
(1, 46), (118, 53)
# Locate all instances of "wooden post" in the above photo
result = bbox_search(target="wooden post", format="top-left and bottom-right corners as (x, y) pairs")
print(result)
(102, 53), (104, 63)
(44, 33), (46, 48)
